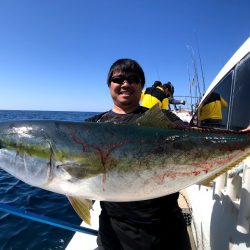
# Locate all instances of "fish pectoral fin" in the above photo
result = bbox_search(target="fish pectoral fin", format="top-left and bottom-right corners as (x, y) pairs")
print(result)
(67, 196), (93, 225)
(59, 162), (104, 180)
(136, 104), (177, 129)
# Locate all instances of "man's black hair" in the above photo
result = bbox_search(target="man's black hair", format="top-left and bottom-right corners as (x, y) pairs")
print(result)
(107, 58), (145, 88)
(152, 81), (162, 87)
(163, 82), (174, 95)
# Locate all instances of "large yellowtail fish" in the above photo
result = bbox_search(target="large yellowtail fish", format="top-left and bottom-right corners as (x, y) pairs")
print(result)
(0, 106), (249, 224)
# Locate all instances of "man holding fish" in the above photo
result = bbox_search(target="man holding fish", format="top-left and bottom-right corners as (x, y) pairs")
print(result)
(1, 59), (250, 250)
(86, 58), (191, 250)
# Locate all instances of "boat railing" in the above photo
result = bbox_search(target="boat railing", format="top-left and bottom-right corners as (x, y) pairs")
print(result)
(169, 95), (201, 115)
(0, 203), (98, 236)
(212, 157), (250, 234)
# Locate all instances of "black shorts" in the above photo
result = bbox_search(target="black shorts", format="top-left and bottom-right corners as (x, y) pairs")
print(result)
(97, 208), (191, 250)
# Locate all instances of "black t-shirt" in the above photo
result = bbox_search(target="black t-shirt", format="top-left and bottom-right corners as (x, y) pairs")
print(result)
(85, 106), (183, 224)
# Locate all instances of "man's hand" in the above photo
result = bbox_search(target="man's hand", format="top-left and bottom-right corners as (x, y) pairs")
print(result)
(240, 124), (250, 132)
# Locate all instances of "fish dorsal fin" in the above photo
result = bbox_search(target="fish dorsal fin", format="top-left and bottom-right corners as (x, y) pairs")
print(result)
(67, 196), (93, 225)
(136, 104), (178, 129)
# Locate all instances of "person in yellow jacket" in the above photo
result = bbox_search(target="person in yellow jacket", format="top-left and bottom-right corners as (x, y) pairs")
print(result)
(198, 92), (228, 127)
(141, 81), (169, 109)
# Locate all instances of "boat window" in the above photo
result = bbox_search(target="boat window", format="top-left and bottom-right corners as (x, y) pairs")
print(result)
(229, 53), (250, 130)
(190, 72), (232, 129)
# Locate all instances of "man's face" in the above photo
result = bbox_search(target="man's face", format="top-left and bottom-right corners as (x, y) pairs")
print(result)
(109, 70), (143, 110)
(164, 88), (170, 95)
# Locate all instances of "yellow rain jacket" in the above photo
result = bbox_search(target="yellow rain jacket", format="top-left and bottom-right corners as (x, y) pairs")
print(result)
(141, 86), (169, 109)
(199, 92), (228, 121)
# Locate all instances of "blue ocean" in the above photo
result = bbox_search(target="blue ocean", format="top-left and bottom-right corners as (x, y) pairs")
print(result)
(0, 110), (100, 250)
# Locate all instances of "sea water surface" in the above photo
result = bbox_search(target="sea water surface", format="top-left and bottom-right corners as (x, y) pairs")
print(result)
(0, 110), (100, 250)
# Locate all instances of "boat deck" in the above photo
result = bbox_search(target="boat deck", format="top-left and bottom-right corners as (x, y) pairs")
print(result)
(66, 201), (100, 250)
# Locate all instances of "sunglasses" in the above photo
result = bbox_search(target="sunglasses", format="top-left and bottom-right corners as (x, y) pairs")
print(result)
(110, 75), (141, 85)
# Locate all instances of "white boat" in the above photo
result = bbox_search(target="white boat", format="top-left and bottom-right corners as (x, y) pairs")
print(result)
(186, 37), (250, 250)
(66, 201), (100, 250)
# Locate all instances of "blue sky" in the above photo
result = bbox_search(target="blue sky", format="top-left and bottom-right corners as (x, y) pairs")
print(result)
(0, 0), (249, 112)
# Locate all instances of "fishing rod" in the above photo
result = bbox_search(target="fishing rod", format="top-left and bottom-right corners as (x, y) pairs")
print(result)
(0, 203), (98, 236)
(195, 33), (206, 95)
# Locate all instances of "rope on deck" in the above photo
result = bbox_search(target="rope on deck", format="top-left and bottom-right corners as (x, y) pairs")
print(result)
(0, 203), (98, 236)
